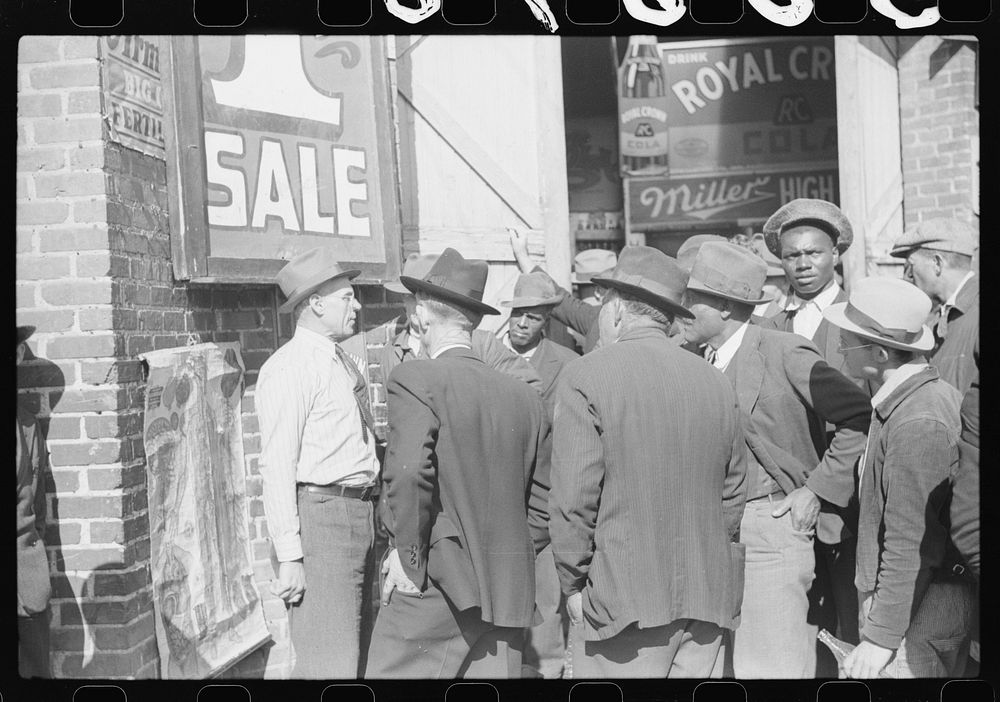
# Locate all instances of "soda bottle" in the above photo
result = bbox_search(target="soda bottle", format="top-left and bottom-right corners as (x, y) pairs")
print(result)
(817, 628), (894, 679)
(618, 35), (669, 176)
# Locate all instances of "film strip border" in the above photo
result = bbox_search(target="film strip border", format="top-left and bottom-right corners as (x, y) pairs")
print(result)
(4, 0), (994, 32)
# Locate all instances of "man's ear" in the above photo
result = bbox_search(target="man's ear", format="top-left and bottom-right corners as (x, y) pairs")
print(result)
(719, 299), (733, 321)
(874, 344), (892, 364)
(932, 252), (946, 275)
(831, 245), (840, 267)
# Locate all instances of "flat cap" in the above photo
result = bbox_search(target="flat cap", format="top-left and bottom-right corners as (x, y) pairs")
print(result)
(763, 198), (854, 256)
(889, 218), (978, 258)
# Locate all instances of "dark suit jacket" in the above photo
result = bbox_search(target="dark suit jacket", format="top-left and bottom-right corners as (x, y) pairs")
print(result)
(951, 364), (979, 580)
(527, 337), (579, 414)
(726, 325), (871, 517)
(18, 404), (51, 617)
(381, 347), (550, 628)
(931, 273), (979, 395)
(761, 286), (852, 380)
(549, 327), (749, 639)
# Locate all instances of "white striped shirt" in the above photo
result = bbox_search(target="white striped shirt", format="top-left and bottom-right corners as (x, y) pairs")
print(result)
(256, 325), (379, 562)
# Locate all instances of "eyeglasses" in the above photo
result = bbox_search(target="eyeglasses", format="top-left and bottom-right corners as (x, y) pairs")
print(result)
(837, 340), (873, 353)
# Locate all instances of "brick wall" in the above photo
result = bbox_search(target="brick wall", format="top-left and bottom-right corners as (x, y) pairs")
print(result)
(898, 36), (979, 252)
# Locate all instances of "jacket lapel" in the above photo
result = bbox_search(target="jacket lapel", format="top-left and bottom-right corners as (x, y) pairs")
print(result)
(727, 324), (765, 415)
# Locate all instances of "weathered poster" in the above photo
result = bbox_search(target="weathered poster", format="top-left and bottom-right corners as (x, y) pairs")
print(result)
(140, 342), (269, 679)
(100, 35), (166, 158)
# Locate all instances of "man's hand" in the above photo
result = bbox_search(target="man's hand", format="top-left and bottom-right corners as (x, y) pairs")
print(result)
(843, 640), (894, 679)
(566, 592), (583, 626)
(380, 548), (421, 606)
(271, 560), (306, 605)
(771, 486), (820, 532)
(507, 228), (534, 274)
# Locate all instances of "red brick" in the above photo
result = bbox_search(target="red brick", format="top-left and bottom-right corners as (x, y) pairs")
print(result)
(49, 440), (123, 467)
(44, 416), (82, 440)
(63, 36), (99, 59)
(47, 521), (81, 545)
(47, 333), (117, 359)
(77, 307), (114, 332)
(18, 200), (70, 225)
(56, 494), (127, 519)
(16, 282), (36, 309)
(17, 35), (63, 63)
(15, 309), (75, 334)
(937, 193), (970, 207)
(45, 468), (81, 493)
(60, 651), (138, 678)
(73, 198), (108, 223)
(56, 546), (126, 571)
(17, 229), (35, 254)
(82, 359), (145, 385)
(89, 466), (146, 491)
(85, 415), (122, 440)
(35, 172), (106, 198)
(33, 117), (104, 145)
(30, 62), (100, 89)
(90, 521), (125, 545)
(17, 147), (66, 172)
(50, 572), (87, 599)
(42, 280), (114, 306)
(919, 181), (950, 196)
(68, 89), (101, 114)
(16, 176), (29, 200)
(18, 94), (63, 118)
(39, 226), (108, 252)
(50, 627), (86, 651)
(17, 254), (72, 280)
(51, 387), (126, 414)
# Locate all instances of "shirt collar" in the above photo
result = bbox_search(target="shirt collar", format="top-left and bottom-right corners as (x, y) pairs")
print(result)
(785, 281), (841, 312)
(871, 361), (931, 411)
(431, 343), (473, 359)
(712, 321), (750, 370)
(294, 325), (341, 356)
(945, 271), (975, 309)
(502, 330), (538, 360)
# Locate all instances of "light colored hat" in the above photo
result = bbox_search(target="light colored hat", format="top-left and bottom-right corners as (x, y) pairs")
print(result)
(763, 198), (854, 257)
(572, 248), (618, 284)
(276, 248), (360, 313)
(822, 277), (934, 352)
(384, 253), (438, 295)
(592, 246), (693, 320)
(889, 218), (978, 259)
(502, 271), (563, 309)
(686, 241), (772, 305)
(676, 234), (727, 273)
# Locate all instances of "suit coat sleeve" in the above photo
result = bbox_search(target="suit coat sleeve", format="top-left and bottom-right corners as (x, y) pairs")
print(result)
(782, 341), (872, 507)
(471, 330), (544, 395)
(527, 412), (553, 556)
(951, 373), (980, 579)
(723, 405), (750, 540)
(548, 367), (605, 597)
(383, 364), (440, 590)
(530, 265), (600, 338)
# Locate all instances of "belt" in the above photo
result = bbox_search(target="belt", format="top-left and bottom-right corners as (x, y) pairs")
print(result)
(746, 489), (785, 503)
(298, 483), (378, 501)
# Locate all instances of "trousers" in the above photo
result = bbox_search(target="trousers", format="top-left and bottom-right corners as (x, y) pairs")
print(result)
(732, 497), (817, 678)
(522, 544), (568, 678)
(289, 489), (374, 679)
(811, 537), (860, 676)
(366, 577), (524, 679)
(18, 608), (51, 678)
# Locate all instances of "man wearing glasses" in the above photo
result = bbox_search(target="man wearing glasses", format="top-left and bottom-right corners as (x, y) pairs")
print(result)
(257, 247), (379, 678)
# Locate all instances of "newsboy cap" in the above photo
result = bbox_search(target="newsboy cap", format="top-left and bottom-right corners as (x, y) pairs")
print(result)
(572, 248), (618, 284)
(889, 218), (978, 259)
(763, 198), (854, 257)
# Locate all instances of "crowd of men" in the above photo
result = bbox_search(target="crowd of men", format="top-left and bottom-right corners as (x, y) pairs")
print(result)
(16, 197), (979, 680)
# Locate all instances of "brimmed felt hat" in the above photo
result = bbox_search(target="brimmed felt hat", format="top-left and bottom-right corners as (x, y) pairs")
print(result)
(572, 248), (618, 284)
(276, 248), (361, 313)
(889, 218), (978, 259)
(686, 241), (773, 305)
(822, 277), (934, 352)
(17, 325), (35, 346)
(384, 253), (438, 295)
(763, 199), (854, 257)
(591, 246), (693, 320)
(401, 247), (500, 316)
(501, 271), (562, 309)
(676, 234), (728, 273)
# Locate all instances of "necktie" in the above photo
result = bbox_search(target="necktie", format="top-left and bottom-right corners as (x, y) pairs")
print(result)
(335, 346), (375, 443)
(937, 304), (951, 341)
(705, 347), (718, 367)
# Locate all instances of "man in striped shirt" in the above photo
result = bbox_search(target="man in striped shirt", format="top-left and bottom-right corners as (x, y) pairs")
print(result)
(256, 248), (379, 678)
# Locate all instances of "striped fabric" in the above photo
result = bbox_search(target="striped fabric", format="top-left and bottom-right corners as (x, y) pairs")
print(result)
(256, 325), (379, 562)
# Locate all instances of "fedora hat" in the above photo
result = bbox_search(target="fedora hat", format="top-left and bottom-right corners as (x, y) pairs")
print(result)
(502, 271), (563, 309)
(401, 247), (500, 316)
(763, 198), (854, 257)
(276, 247), (361, 313)
(686, 241), (772, 305)
(889, 218), (978, 259)
(822, 277), (934, 352)
(17, 325), (35, 346)
(384, 253), (438, 295)
(676, 234), (728, 273)
(592, 246), (694, 320)
(572, 248), (618, 284)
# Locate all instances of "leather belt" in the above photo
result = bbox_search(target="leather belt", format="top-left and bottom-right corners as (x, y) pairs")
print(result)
(299, 483), (378, 501)
(746, 489), (786, 503)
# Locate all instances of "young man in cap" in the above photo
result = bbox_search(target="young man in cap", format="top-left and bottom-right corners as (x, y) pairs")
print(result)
(683, 241), (871, 678)
(549, 246), (749, 677)
(823, 277), (974, 678)
(889, 218), (979, 395)
(256, 247), (378, 678)
(381, 252), (543, 401)
(500, 271), (579, 678)
(17, 325), (52, 678)
(367, 248), (550, 678)
(760, 198), (865, 670)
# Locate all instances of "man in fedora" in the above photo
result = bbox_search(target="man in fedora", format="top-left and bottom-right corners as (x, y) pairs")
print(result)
(380, 252), (542, 408)
(256, 247), (379, 678)
(822, 277), (974, 678)
(683, 241), (871, 678)
(549, 246), (749, 677)
(499, 271), (579, 678)
(17, 325), (52, 678)
(366, 248), (550, 678)
(889, 218), (979, 395)
(759, 198), (866, 671)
